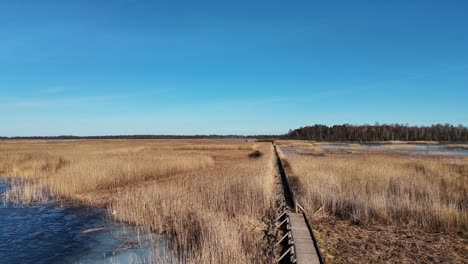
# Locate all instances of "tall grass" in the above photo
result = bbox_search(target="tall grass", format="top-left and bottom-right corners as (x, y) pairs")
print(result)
(54, 154), (214, 195)
(109, 143), (277, 263)
(2, 180), (54, 205)
(173, 144), (258, 150)
(0, 140), (277, 263)
(0, 150), (214, 196)
(280, 150), (467, 232)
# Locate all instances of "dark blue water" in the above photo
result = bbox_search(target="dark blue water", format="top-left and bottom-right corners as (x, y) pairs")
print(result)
(0, 182), (165, 264)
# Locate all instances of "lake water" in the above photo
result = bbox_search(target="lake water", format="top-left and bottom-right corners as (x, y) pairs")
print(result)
(0, 181), (169, 264)
(281, 143), (468, 156)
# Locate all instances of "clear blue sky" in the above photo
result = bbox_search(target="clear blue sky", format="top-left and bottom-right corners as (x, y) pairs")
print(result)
(1, 0), (467, 136)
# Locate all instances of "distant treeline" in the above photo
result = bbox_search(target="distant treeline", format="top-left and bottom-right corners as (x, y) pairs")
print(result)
(283, 124), (468, 142)
(0, 135), (276, 140)
(2, 124), (467, 142)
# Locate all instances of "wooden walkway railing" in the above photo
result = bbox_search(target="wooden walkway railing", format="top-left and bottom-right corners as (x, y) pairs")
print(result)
(274, 144), (324, 264)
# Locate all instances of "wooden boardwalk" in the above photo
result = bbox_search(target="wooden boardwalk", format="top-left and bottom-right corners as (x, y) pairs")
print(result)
(275, 144), (323, 264)
(289, 213), (321, 264)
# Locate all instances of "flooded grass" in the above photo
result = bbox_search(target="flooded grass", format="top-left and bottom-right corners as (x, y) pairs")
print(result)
(280, 141), (468, 156)
(6, 139), (465, 263)
(0, 180), (167, 264)
(0, 139), (277, 263)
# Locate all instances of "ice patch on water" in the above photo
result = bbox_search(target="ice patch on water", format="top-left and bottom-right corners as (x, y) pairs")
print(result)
(0, 180), (170, 264)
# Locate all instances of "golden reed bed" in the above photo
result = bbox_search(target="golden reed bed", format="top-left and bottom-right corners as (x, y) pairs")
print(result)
(278, 143), (467, 263)
(0, 139), (277, 263)
(2, 139), (466, 263)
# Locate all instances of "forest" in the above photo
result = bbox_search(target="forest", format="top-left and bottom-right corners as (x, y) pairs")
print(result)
(283, 124), (468, 142)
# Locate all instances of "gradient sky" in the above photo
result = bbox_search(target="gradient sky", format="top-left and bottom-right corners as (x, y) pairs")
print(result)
(1, 0), (467, 136)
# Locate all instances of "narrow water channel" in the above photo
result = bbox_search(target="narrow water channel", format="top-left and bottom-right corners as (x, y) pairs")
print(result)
(0, 181), (169, 264)
(281, 143), (468, 157)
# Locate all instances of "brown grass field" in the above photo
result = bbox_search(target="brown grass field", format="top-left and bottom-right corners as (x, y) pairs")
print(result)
(0, 139), (278, 263)
(1, 139), (467, 263)
(278, 143), (467, 263)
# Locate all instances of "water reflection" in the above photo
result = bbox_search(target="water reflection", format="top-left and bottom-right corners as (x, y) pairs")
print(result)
(0, 181), (168, 264)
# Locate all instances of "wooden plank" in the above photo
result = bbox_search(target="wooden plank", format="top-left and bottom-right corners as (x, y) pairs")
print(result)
(274, 145), (323, 264)
(289, 213), (321, 264)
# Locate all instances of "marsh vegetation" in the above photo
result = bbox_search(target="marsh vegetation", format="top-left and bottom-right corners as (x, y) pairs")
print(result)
(278, 142), (467, 263)
(2, 138), (467, 263)
(0, 140), (277, 263)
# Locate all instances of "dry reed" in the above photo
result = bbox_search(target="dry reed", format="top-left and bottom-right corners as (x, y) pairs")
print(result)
(278, 143), (468, 263)
(173, 144), (258, 150)
(0, 139), (277, 263)
(279, 149), (467, 232)
(109, 143), (277, 263)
